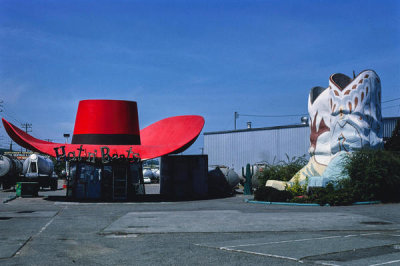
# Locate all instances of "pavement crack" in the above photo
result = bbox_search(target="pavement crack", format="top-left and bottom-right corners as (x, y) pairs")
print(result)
(11, 206), (66, 258)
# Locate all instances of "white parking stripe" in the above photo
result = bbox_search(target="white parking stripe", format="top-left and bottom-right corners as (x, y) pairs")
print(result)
(361, 233), (381, 236)
(197, 232), (400, 266)
(219, 246), (300, 262)
(221, 235), (344, 248)
(220, 233), (383, 249)
(369, 259), (400, 266)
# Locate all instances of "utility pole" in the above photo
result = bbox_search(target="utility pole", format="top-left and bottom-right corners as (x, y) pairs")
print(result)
(21, 123), (32, 151)
(21, 123), (32, 133)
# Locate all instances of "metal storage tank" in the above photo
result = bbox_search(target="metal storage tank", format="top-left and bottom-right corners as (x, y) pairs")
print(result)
(23, 154), (54, 177)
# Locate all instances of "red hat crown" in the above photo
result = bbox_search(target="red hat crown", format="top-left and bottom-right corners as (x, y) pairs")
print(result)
(71, 100), (141, 145)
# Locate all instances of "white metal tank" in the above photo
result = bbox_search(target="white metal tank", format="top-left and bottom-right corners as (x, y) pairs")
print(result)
(143, 169), (154, 178)
(23, 154), (54, 178)
(0, 155), (22, 177)
(0, 155), (12, 177)
(151, 169), (160, 179)
(15, 159), (23, 174)
(208, 165), (240, 189)
(226, 169), (240, 188)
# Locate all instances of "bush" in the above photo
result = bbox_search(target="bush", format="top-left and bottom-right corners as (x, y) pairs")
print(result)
(285, 173), (308, 197)
(256, 155), (307, 188)
(307, 150), (400, 205)
(253, 149), (400, 205)
(306, 183), (355, 206)
(344, 149), (400, 202)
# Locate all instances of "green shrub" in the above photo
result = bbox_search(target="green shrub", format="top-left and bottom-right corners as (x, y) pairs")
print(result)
(344, 149), (400, 202)
(307, 183), (355, 206)
(285, 173), (308, 197)
(253, 150), (400, 205)
(256, 155), (307, 188)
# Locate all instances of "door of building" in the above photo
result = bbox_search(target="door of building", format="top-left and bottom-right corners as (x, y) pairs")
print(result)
(112, 165), (128, 200)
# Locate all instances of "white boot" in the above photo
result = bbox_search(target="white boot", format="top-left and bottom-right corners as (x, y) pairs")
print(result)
(308, 70), (383, 188)
(267, 86), (331, 190)
(329, 70), (383, 154)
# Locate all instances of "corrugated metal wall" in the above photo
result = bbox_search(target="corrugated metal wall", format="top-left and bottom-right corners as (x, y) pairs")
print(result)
(204, 126), (310, 173)
(204, 117), (399, 173)
(383, 117), (400, 139)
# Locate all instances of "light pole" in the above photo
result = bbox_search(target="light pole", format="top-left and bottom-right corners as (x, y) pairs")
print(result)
(63, 133), (70, 144)
(234, 112), (239, 130)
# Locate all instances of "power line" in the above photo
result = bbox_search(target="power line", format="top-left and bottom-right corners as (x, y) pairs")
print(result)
(2, 112), (23, 125)
(382, 97), (400, 104)
(20, 123), (32, 152)
(1, 106), (23, 125)
(21, 123), (32, 133)
(233, 111), (308, 130)
(238, 113), (308, 118)
(382, 104), (400, 110)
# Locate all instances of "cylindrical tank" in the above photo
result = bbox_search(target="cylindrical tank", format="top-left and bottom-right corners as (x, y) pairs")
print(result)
(226, 169), (240, 188)
(0, 156), (12, 177)
(208, 165), (240, 189)
(0, 155), (22, 177)
(143, 169), (154, 178)
(14, 159), (23, 174)
(151, 169), (160, 178)
(23, 154), (54, 176)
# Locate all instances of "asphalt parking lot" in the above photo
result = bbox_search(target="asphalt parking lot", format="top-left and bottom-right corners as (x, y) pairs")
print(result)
(1, 181), (400, 266)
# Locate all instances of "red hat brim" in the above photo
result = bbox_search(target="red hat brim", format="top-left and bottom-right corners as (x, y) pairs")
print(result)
(2, 115), (204, 160)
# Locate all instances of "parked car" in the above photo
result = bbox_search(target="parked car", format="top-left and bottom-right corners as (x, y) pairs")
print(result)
(143, 176), (151, 184)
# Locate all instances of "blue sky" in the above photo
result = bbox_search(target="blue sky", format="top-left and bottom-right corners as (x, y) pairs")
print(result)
(0, 0), (399, 154)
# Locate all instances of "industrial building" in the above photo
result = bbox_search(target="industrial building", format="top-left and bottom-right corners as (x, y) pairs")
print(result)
(204, 117), (400, 173)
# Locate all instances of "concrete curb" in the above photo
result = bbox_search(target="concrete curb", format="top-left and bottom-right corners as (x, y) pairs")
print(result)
(244, 199), (382, 206)
(352, 201), (381, 205)
(244, 199), (321, 206)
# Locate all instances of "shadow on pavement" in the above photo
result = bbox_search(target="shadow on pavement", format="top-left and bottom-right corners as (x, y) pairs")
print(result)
(44, 193), (237, 203)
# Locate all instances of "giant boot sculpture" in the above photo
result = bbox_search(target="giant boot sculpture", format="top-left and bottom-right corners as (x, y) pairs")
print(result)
(308, 70), (383, 187)
(266, 86), (331, 190)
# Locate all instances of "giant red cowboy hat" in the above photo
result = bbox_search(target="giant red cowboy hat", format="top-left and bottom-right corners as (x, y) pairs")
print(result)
(2, 99), (205, 160)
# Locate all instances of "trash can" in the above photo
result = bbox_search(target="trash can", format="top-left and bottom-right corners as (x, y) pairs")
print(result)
(16, 182), (39, 197)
